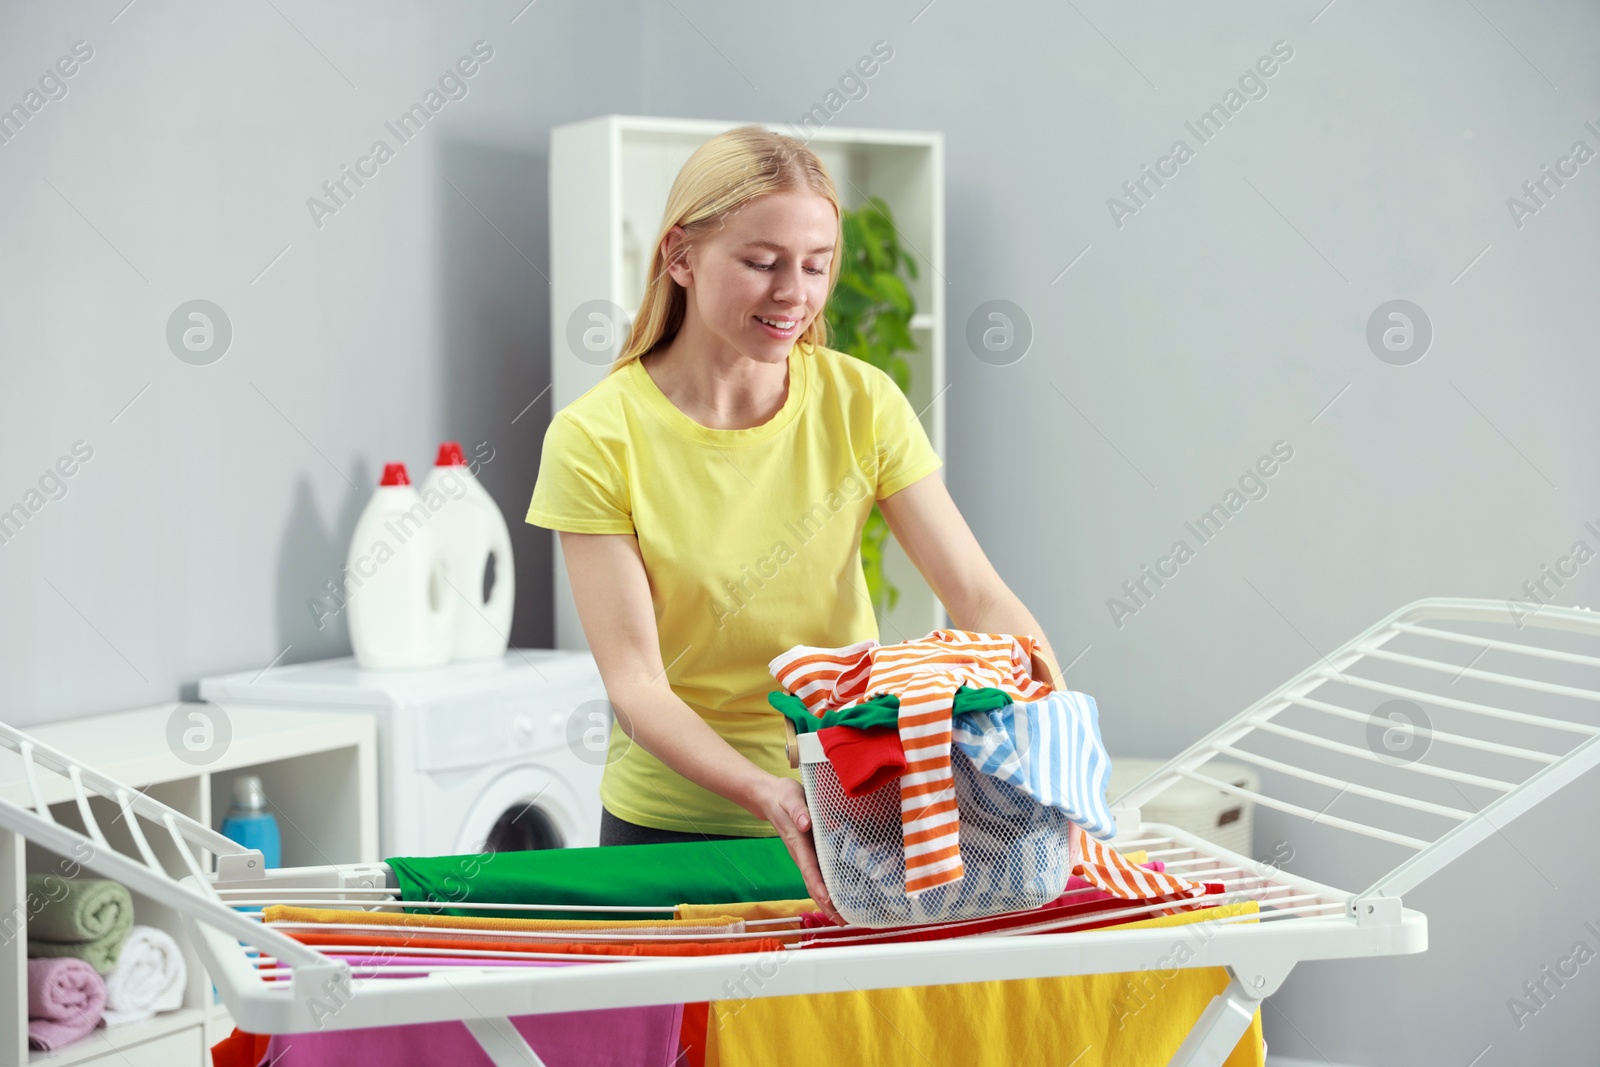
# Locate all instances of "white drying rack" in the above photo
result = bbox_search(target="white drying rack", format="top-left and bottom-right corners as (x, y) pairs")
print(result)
(4, 596), (1600, 1067)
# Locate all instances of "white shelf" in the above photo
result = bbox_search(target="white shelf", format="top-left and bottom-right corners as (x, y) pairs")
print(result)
(0, 704), (376, 811)
(26, 1006), (207, 1066)
(548, 113), (948, 648)
(0, 703), (377, 1067)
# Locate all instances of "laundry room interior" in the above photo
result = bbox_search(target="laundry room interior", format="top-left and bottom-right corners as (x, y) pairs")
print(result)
(2, 2), (1599, 1066)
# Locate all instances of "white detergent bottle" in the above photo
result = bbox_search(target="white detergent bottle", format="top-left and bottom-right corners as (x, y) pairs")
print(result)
(346, 462), (456, 669)
(420, 441), (514, 660)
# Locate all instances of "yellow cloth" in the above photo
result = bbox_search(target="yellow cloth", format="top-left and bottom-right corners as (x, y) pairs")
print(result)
(677, 899), (818, 932)
(705, 902), (1265, 1067)
(526, 343), (942, 835)
(260, 904), (741, 933)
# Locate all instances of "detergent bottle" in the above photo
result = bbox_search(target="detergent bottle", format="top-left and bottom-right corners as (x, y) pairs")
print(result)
(420, 441), (514, 660)
(219, 774), (281, 868)
(346, 462), (456, 669)
(218, 775), (280, 986)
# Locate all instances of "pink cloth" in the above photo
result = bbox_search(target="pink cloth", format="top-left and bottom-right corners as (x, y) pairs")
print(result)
(261, 955), (682, 1066)
(27, 957), (106, 1051)
(262, 1007), (684, 1066)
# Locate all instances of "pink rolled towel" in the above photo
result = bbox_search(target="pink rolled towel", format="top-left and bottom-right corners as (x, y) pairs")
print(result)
(28, 957), (106, 1051)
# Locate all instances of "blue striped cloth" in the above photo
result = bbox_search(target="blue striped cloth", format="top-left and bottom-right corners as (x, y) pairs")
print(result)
(951, 690), (1118, 840)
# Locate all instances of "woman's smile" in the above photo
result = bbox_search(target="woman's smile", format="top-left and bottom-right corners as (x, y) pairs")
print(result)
(754, 313), (802, 339)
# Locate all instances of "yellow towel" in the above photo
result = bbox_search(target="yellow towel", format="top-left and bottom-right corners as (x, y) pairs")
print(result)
(705, 901), (1264, 1067)
(261, 904), (742, 933)
(676, 899), (817, 931)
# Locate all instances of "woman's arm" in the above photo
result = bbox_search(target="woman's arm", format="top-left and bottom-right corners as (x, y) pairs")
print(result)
(876, 473), (1069, 689)
(558, 530), (845, 922)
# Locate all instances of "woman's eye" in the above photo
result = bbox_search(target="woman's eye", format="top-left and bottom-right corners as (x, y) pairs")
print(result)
(747, 261), (825, 275)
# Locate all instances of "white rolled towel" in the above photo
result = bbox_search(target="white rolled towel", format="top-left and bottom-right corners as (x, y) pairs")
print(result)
(98, 925), (186, 1028)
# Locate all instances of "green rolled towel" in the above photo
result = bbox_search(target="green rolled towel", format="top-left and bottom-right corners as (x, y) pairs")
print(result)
(769, 684), (1014, 734)
(26, 876), (134, 975)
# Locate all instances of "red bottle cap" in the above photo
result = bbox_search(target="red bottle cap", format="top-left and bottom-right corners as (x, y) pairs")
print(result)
(379, 463), (411, 486)
(434, 441), (467, 467)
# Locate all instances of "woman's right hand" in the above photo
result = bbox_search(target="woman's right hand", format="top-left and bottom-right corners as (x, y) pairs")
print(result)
(753, 775), (848, 927)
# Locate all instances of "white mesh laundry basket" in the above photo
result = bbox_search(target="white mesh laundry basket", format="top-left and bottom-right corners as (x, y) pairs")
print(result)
(796, 731), (1079, 927)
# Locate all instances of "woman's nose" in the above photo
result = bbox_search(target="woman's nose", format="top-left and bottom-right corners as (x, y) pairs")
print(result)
(769, 263), (811, 304)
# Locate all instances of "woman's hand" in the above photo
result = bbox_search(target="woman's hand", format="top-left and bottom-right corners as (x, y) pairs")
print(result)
(753, 775), (848, 927)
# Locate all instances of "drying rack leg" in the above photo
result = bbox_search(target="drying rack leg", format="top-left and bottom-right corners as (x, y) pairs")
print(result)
(1166, 970), (1266, 1067)
(461, 1017), (550, 1067)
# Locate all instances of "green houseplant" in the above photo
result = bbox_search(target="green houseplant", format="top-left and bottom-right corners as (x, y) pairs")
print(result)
(824, 195), (921, 615)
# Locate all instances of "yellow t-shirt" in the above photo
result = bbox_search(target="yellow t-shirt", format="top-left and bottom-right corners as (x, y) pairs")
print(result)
(525, 342), (942, 835)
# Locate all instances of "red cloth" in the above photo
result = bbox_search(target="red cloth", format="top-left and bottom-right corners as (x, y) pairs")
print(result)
(795, 860), (1185, 934)
(799, 880), (1226, 947)
(210, 1026), (269, 1067)
(678, 1002), (710, 1067)
(816, 724), (906, 797)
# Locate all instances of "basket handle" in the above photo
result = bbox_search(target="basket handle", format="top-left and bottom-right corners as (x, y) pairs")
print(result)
(783, 716), (799, 769)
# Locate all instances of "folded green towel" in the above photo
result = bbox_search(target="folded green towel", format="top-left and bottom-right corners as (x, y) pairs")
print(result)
(26, 876), (134, 975)
(768, 684), (1013, 734)
(389, 837), (809, 922)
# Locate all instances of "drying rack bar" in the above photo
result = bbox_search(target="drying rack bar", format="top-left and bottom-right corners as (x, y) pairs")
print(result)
(1358, 728), (1600, 903)
(1110, 598), (1600, 915)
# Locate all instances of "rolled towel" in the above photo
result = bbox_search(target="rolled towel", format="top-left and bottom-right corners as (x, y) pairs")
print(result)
(27, 875), (135, 975)
(99, 925), (186, 1028)
(27, 957), (107, 1051)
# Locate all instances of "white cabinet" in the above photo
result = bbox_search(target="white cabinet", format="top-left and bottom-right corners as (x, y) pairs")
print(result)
(547, 114), (948, 648)
(0, 704), (376, 1066)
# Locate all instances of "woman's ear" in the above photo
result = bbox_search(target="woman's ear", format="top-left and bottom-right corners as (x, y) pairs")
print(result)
(660, 226), (693, 288)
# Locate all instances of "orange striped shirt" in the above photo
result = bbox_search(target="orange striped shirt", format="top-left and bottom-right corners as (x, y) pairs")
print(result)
(771, 629), (1209, 904)
(771, 630), (1053, 894)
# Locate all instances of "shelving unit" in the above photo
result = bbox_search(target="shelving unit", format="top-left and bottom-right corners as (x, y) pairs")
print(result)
(548, 114), (948, 649)
(0, 703), (376, 1066)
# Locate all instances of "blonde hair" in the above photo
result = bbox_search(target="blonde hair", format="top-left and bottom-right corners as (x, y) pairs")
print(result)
(609, 125), (842, 375)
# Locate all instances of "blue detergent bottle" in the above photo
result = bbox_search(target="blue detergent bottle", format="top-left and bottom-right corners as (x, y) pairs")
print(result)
(220, 775), (282, 867)
(217, 775), (281, 1003)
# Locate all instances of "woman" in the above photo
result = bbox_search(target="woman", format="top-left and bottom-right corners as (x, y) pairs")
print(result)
(526, 125), (1067, 923)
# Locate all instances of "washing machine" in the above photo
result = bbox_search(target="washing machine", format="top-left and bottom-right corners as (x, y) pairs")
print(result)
(197, 650), (610, 859)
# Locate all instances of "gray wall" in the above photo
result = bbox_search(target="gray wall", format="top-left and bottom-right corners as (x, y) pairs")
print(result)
(3, 1), (1598, 1063)
(0, 0), (635, 710)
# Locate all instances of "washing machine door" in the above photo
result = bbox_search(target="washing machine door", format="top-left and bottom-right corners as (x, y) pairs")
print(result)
(451, 761), (598, 854)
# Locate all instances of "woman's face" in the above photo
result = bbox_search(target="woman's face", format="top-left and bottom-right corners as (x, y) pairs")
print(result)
(667, 190), (838, 362)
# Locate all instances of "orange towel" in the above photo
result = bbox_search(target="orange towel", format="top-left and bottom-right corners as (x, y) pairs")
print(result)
(274, 928), (787, 959)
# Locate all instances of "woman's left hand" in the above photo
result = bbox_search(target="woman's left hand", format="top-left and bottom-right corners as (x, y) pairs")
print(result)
(753, 775), (848, 926)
